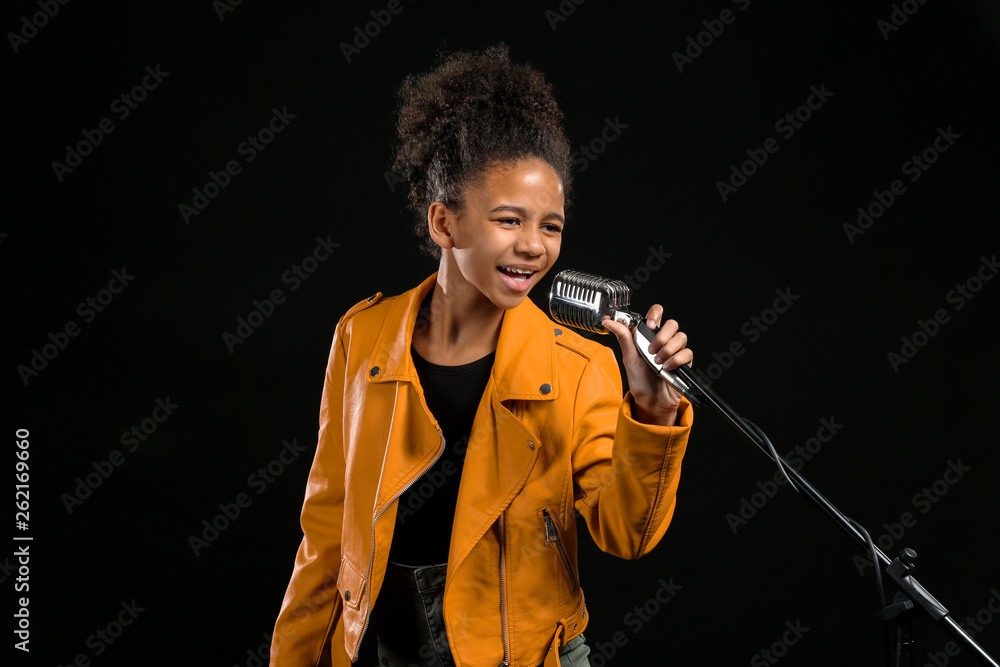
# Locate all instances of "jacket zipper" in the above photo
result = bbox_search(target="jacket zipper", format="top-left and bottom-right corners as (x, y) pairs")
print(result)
(353, 419), (446, 661)
(542, 509), (577, 590)
(498, 511), (510, 667)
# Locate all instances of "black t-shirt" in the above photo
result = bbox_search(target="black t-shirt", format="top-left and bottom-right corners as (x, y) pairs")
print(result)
(386, 343), (496, 566)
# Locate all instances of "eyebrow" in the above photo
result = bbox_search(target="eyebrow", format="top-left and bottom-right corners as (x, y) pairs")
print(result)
(489, 205), (565, 224)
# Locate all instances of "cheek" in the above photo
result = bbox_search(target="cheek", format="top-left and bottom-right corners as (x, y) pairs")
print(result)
(454, 248), (495, 284)
(546, 236), (562, 264)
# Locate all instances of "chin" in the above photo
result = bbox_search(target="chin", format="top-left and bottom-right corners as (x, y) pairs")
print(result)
(493, 277), (540, 309)
(489, 291), (528, 311)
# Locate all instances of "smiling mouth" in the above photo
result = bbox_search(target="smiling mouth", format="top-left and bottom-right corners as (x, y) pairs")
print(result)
(497, 266), (537, 283)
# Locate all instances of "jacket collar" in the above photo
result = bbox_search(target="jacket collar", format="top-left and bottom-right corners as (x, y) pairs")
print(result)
(367, 272), (559, 402)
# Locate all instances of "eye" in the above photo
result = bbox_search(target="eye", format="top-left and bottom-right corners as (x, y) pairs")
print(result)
(497, 217), (520, 226)
(543, 223), (563, 233)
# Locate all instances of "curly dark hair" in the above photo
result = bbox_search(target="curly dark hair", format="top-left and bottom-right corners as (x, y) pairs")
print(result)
(392, 43), (573, 259)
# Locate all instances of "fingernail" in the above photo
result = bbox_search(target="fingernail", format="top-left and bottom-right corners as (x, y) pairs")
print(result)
(647, 318), (655, 329)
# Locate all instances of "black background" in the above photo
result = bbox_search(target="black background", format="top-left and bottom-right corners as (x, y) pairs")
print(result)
(5, 0), (1000, 665)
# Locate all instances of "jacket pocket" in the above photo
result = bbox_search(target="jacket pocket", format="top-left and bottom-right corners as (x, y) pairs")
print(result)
(541, 508), (577, 591)
(338, 555), (367, 611)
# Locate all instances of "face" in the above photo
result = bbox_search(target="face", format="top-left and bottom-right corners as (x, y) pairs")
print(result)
(430, 157), (565, 311)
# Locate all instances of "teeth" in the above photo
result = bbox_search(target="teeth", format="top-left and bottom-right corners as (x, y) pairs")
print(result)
(501, 267), (533, 275)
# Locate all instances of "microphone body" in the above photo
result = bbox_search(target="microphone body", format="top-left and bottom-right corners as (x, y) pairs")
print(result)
(548, 270), (704, 406)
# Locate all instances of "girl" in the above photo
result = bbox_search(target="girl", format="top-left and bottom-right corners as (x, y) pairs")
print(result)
(270, 44), (694, 667)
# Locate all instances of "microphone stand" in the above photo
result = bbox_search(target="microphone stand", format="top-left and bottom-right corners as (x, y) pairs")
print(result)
(659, 348), (998, 667)
(546, 269), (995, 666)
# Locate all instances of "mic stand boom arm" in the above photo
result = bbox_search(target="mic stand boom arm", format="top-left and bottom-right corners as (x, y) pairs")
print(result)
(629, 319), (998, 667)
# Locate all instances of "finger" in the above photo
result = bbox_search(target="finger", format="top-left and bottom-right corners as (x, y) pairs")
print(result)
(661, 347), (694, 371)
(601, 317), (633, 350)
(652, 319), (679, 349)
(604, 318), (648, 370)
(652, 331), (688, 364)
(644, 304), (664, 330)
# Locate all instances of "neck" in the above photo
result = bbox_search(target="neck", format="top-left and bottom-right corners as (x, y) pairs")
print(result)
(415, 255), (504, 364)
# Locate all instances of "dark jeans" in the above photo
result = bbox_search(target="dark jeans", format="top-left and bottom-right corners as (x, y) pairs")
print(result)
(373, 560), (452, 666)
(372, 560), (591, 667)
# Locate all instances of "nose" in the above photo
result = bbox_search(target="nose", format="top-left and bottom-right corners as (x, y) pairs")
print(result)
(514, 225), (544, 256)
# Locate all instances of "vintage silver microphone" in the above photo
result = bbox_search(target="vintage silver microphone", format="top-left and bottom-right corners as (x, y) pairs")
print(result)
(548, 269), (704, 406)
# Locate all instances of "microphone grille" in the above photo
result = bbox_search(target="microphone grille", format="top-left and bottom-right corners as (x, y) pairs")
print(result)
(548, 269), (633, 334)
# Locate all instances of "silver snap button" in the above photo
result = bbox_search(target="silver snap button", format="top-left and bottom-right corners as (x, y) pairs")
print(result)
(344, 589), (350, 601)
(527, 440), (535, 450)
(554, 328), (562, 336)
(539, 383), (551, 394)
(369, 366), (380, 377)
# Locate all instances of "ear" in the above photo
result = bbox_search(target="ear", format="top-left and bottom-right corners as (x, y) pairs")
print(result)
(427, 201), (457, 251)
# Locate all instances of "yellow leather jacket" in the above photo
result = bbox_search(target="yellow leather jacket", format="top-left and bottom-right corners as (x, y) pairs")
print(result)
(270, 273), (693, 667)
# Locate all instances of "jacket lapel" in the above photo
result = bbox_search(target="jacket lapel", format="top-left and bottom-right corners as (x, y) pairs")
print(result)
(363, 273), (566, 575)
(447, 289), (565, 578)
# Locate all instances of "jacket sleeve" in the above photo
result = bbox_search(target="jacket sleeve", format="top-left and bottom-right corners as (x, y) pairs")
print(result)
(570, 344), (693, 560)
(270, 325), (350, 667)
